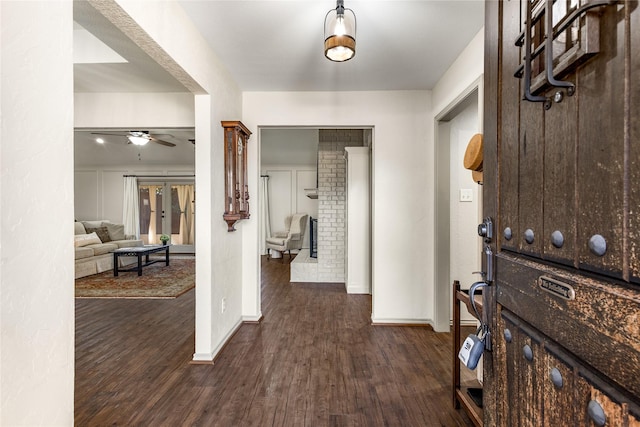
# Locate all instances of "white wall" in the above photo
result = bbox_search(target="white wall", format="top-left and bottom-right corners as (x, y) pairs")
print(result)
(432, 29), (485, 116)
(243, 29), (485, 326)
(261, 167), (317, 251)
(431, 28), (485, 331)
(104, 0), (244, 360)
(345, 147), (371, 294)
(1, 2), (75, 425)
(74, 92), (194, 128)
(2, 0), (243, 421)
(261, 128), (319, 251)
(243, 91), (432, 324)
(74, 165), (195, 222)
(449, 99), (481, 323)
(0, 2), (485, 421)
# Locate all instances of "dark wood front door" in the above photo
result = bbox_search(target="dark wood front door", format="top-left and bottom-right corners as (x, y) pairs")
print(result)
(483, 1), (640, 425)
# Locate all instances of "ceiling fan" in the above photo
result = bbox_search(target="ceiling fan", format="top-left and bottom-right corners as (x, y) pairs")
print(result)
(91, 130), (176, 147)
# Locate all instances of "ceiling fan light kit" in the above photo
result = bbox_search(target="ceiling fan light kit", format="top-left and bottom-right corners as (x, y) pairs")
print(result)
(324, 0), (356, 62)
(127, 133), (150, 146)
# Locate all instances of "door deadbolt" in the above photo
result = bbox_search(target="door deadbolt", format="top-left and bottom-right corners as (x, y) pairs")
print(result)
(478, 217), (494, 243)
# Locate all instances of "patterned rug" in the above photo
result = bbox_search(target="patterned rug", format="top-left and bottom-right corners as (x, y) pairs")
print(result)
(75, 258), (195, 299)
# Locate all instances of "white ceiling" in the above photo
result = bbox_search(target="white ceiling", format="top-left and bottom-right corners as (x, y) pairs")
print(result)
(73, 0), (484, 167)
(74, 0), (485, 93)
(73, 1), (190, 93)
(74, 129), (196, 167)
(261, 129), (319, 166)
(178, 0), (485, 91)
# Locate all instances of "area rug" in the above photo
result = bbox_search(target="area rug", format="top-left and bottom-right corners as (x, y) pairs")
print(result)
(75, 258), (194, 299)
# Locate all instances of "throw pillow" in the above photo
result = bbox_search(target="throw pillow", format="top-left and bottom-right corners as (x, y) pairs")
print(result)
(74, 232), (102, 247)
(81, 220), (105, 229)
(74, 222), (87, 235)
(85, 226), (111, 243)
(102, 222), (125, 241)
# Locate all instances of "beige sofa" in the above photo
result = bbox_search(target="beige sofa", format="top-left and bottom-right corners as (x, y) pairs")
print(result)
(74, 220), (143, 279)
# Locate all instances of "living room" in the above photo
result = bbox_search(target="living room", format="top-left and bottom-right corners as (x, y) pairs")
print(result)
(73, 127), (196, 254)
(73, 1), (197, 288)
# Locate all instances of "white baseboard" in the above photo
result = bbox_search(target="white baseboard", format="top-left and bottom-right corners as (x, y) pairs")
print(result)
(191, 352), (215, 363)
(453, 319), (479, 327)
(191, 318), (243, 363)
(347, 287), (371, 295)
(371, 317), (432, 326)
(346, 285), (370, 294)
(242, 313), (263, 322)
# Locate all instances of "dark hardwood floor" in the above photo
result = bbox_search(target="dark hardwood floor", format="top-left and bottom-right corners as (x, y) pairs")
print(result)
(75, 256), (474, 426)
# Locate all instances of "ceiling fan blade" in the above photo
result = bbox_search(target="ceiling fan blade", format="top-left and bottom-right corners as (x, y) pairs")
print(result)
(91, 132), (128, 137)
(150, 137), (176, 147)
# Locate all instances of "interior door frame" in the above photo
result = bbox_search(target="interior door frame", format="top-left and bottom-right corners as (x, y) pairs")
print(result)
(138, 179), (195, 253)
(256, 126), (375, 305)
(433, 76), (484, 332)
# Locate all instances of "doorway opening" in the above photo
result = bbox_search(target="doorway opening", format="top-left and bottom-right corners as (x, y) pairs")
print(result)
(258, 127), (373, 297)
(138, 180), (195, 253)
(433, 77), (483, 332)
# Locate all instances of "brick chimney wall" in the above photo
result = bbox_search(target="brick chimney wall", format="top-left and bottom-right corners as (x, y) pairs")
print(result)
(317, 129), (365, 282)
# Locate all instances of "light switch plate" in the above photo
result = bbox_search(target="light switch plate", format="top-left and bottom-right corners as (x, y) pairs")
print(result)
(460, 189), (473, 202)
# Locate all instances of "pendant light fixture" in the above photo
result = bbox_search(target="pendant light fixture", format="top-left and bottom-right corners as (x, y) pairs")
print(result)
(324, 0), (356, 62)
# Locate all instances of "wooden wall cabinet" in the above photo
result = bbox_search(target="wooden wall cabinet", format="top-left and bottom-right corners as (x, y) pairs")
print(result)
(221, 121), (251, 232)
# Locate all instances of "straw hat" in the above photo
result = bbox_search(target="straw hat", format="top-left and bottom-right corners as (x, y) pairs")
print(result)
(464, 133), (483, 184)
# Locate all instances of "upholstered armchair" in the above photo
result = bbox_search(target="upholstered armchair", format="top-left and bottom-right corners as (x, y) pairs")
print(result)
(266, 213), (308, 259)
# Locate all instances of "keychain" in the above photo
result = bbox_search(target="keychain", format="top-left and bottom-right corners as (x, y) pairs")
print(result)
(458, 281), (490, 370)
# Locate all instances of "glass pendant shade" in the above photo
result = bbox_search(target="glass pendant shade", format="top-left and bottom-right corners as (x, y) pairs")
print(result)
(128, 134), (150, 146)
(324, 1), (356, 62)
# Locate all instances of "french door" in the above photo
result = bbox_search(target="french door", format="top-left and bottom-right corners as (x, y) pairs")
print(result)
(138, 181), (195, 253)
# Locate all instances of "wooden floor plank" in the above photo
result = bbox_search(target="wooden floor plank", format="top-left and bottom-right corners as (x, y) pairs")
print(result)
(75, 255), (474, 426)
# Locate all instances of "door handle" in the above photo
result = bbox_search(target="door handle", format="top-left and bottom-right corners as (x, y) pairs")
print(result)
(483, 245), (494, 284)
(545, 0), (574, 95)
(517, 0), (616, 104)
(523, 0), (547, 104)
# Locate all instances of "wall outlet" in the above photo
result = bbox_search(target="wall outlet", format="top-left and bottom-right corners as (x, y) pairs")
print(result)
(459, 189), (473, 202)
(221, 297), (226, 314)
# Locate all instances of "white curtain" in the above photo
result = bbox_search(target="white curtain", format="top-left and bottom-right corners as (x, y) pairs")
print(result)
(176, 185), (190, 244)
(143, 185), (161, 244)
(188, 186), (195, 245)
(122, 176), (140, 238)
(260, 176), (271, 255)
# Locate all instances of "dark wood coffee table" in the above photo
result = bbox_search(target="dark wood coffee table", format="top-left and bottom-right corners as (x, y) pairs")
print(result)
(112, 245), (170, 276)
